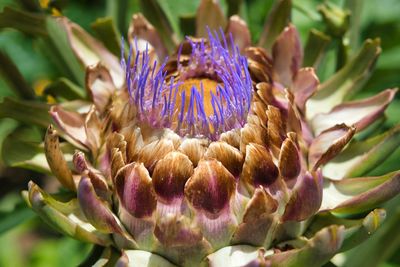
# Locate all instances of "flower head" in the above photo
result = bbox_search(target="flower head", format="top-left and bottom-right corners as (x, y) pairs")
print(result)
(123, 29), (252, 140)
(15, 1), (400, 266)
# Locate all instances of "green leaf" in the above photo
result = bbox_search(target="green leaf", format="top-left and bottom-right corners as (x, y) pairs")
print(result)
(245, 0), (273, 43)
(1, 126), (76, 174)
(91, 17), (122, 57)
(0, 51), (35, 99)
(344, 0), (363, 53)
(105, 0), (129, 34)
(29, 237), (92, 267)
(267, 225), (345, 267)
(44, 78), (86, 101)
(2, 126), (50, 173)
(341, 196), (400, 267)
(0, 118), (18, 164)
(307, 209), (386, 252)
(0, 97), (51, 128)
(340, 209), (386, 252)
(306, 38), (381, 119)
(317, 2), (350, 38)
(353, 116), (386, 142)
(303, 29), (331, 69)
(0, 6), (46, 36)
(368, 146), (400, 176)
(156, 0), (190, 39)
(45, 17), (85, 86)
(258, 0), (292, 51)
(292, 0), (321, 21)
(0, 201), (35, 234)
(139, 0), (178, 52)
(135, 0), (197, 39)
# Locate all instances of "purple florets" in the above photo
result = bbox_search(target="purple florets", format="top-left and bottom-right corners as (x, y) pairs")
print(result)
(121, 28), (253, 140)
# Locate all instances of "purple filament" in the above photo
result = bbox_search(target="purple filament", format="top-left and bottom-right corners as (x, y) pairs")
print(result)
(121, 28), (253, 140)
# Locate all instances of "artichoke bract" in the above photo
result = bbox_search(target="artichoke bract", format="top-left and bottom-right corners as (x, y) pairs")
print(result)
(23, 1), (400, 266)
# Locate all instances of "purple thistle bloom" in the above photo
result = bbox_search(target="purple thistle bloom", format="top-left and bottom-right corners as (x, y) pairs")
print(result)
(121, 28), (253, 140)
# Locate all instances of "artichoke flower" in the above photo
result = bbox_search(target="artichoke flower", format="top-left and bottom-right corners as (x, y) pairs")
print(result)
(18, 1), (400, 266)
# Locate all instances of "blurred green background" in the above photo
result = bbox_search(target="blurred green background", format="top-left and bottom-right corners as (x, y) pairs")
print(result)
(0, 0), (399, 266)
